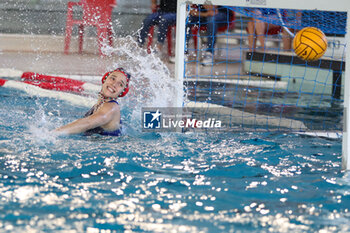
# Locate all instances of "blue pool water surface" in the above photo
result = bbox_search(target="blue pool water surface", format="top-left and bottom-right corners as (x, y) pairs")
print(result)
(0, 87), (349, 232)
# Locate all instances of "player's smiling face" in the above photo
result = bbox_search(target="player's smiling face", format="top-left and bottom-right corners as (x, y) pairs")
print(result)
(101, 71), (127, 98)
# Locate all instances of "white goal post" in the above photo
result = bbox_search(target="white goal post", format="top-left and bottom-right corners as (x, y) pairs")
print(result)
(174, 0), (350, 170)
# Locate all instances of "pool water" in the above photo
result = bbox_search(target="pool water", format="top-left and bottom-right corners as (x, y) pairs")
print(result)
(0, 86), (349, 232)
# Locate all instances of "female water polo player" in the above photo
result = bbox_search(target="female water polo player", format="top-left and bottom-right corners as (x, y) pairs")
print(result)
(54, 68), (131, 136)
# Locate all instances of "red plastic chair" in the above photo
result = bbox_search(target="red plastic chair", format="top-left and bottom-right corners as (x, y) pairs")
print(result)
(191, 10), (236, 50)
(146, 7), (176, 56)
(64, 0), (116, 56)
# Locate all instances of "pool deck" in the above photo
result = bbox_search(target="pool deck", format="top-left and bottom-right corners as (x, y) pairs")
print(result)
(0, 34), (176, 77)
(0, 34), (244, 79)
(0, 51), (145, 77)
(0, 50), (247, 82)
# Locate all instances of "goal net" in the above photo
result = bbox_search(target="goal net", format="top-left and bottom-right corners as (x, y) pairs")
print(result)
(174, 0), (350, 168)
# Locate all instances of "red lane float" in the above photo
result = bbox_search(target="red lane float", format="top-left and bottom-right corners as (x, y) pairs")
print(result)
(22, 80), (84, 92)
(20, 72), (100, 94)
(21, 72), (85, 86)
(0, 78), (6, 86)
(0, 78), (94, 107)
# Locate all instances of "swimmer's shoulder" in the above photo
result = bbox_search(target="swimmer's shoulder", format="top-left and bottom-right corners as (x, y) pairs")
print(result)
(98, 101), (120, 114)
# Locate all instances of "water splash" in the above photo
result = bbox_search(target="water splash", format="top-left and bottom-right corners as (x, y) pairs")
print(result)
(27, 101), (59, 144)
(102, 36), (182, 132)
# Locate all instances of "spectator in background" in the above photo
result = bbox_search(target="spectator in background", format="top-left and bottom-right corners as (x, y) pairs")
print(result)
(186, 5), (233, 66)
(247, 8), (302, 51)
(137, 0), (177, 54)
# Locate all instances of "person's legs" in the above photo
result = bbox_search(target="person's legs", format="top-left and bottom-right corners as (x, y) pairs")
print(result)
(200, 12), (229, 65)
(246, 9), (268, 51)
(247, 20), (257, 50)
(205, 16), (216, 54)
(254, 20), (267, 50)
(282, 28), (293, 51)
(185, 16), (201, 53)
(157, 13), (177, 51)
(138, 12), (161, 46)
(205, 12), (229, 54)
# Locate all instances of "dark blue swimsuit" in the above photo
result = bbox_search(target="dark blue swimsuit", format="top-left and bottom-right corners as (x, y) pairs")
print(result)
(84, 100), (122, 136)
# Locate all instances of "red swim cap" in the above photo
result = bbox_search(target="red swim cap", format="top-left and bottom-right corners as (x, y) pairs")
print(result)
(101, 68), (131, 97)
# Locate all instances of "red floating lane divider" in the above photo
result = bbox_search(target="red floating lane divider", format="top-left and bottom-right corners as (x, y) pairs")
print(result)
(21, 72), (86, 86)
(0, 78), (94, 107)
(22, 80), (84, 92)
(19, 72), (100, 94)
(1, 71), (100, 94)
(0, 78), (7, 86)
